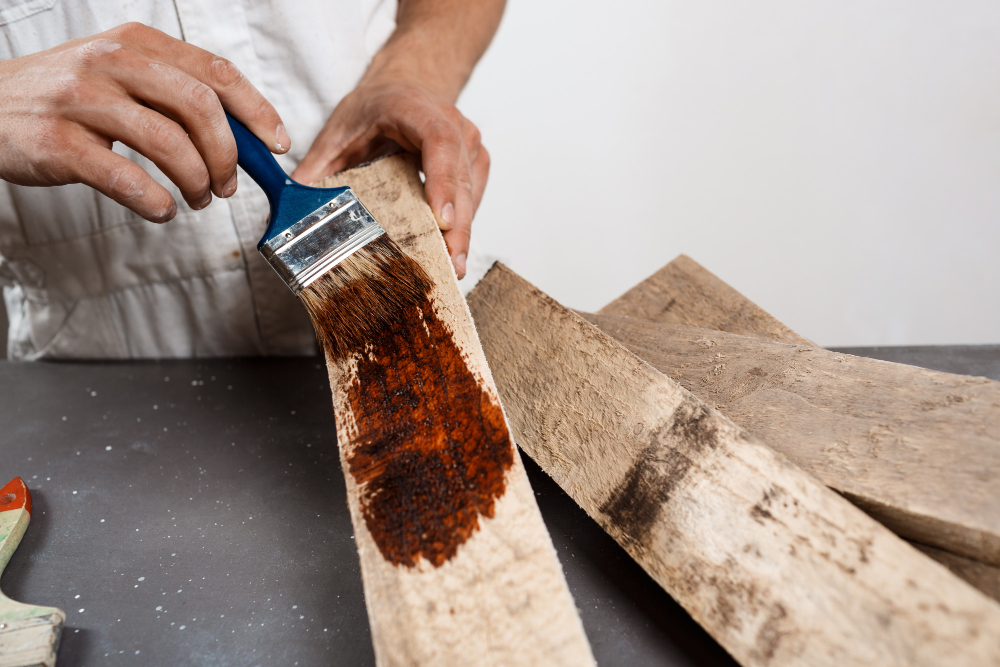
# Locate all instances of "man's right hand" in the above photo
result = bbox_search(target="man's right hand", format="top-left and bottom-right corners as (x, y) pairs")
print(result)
(0, 22), (289, 222)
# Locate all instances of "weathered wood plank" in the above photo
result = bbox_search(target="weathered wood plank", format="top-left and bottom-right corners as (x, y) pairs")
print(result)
(468, 262), (1000, 667)
(598, 254), (813, 346)
(313, 157), (594, 667)
(580, 312), (1000, 568)
(598, 254), (1000, 582)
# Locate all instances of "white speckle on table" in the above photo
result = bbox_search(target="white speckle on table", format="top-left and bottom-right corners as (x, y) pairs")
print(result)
(299, 615), (304, 620)
(179, 625), (186, 630)
(164, 377), (170, 382)
(153, 405), (158, 410)
(135, 650), (140, 655)
(292, 605), (297, 609)
(171, 553), (176, 557)
(76, 451), (80, 455)
(136, 417), (141, 422)
(177, 589), (182, 593)
(62, 416), (67, 421)
(136, 528), (139, 532)
(156, 606), (162, 611)
(105, 445), (112, 451)
(78, 608), (84, 613)
(138, 577), (144, 581)
(227, 385), (233, 390)
(75, 595), (80, 599)
(90, 391), (97, 397)
(46, 477), (50, 481)
(72, 491), (77, 495)
(290, 410), (296, 415)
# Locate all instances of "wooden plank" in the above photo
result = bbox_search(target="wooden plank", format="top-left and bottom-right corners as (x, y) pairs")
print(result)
(579, 312), (1000, 568)
(912, 543), (1000, 603)
(598, 254), (813, 346)
(467, 263), (1000, 667)
(312, 157), (594, 667)
(598, 256), (1000, 575)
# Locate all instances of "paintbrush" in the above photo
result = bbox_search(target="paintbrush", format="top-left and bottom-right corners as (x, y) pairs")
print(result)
(0, 477), (64, 667)
(226, 114), (432, 359)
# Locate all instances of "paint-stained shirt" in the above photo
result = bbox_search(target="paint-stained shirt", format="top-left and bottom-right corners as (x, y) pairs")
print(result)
(0, 0), (397, 359)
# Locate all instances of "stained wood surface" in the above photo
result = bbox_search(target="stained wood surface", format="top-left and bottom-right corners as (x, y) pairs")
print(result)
(468, 263), (1000, 667)
(312, 156), (594, 667)
(598, 254), (813, 346)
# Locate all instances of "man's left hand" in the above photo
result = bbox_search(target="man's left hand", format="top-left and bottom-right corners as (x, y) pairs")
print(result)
(291, 79), (488, 280)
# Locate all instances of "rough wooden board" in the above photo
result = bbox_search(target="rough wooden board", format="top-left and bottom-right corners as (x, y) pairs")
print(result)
(580, 312), (1000, 569)
(912, 542), (1000, 603)
(598, 254), (813, 346)
(468, 263), (1000, 667)
(313, 157), (594, 667)
(598, 255), (1000, 582)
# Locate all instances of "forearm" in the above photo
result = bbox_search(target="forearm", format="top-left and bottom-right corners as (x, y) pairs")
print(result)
(362, 0), (506, 103)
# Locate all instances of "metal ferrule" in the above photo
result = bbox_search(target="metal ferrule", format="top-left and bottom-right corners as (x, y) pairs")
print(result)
(258, 189), (385, 294)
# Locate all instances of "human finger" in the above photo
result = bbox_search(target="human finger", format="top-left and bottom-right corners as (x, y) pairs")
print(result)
(470, 144), (490, 214)
(67, 93), (214, 209)
(110, 23), (289, 155)
(67, 135), (177, 222)
(107, 51), (236, 198)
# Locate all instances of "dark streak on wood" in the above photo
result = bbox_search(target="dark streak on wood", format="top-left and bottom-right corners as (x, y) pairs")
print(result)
(600, 397), (723, 552)
(341, 295), (514, 568)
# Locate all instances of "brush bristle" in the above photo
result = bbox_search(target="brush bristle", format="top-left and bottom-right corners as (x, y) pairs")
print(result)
(298, 234), (433, 361)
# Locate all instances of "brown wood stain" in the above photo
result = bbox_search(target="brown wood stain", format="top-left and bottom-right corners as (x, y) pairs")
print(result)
(340, 295), (513, 568)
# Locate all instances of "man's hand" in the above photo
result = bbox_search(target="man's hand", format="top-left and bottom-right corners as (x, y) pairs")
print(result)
(291, 0), (506, 279)
(0, 22), (289, 222)
(291, 79), (488, 280)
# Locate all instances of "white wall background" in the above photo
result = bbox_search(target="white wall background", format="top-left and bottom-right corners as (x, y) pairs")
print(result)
(457, 0), (1000, 347)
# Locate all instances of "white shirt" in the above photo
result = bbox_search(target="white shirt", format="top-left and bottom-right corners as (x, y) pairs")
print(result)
(0, 0), (397, 359)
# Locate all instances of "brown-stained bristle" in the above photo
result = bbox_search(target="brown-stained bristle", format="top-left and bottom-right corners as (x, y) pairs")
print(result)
(298, 234), (433, 361)
(340, 292), (514, 568)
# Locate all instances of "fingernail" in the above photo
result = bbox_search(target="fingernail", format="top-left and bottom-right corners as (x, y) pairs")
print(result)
(158, 203), (177, 223)
(440, 202), (455, 230)
(454, 252), (467, 279)
(194, 193), (212, 210)
(275, 123), (290, 153)
(222, 174), (238, 197)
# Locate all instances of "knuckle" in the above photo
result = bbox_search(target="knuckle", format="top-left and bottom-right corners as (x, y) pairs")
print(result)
(147, 121), (187, 158)
(463, 120), (482, 146)
(208, 58), (244, 88)
(427, 119), (462, 146)
(443, 105), (463, 125)
(106, 164), (144, 201)
(183, 80), (220, 112)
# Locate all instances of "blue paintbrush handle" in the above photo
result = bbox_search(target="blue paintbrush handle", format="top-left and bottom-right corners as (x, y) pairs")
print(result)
(225, 112), (288, 207)
(225, 112), (350, 249)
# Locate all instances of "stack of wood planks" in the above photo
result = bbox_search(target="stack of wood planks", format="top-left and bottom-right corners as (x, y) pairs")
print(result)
(314, 155), (998, 665)
(467, 257), (1000, 666)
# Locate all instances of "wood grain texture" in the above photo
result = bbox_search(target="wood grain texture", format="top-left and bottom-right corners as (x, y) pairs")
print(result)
(468, 263), (1000, 667)
(598, 254), (813, 346)
(598, 254), (1000, 589)
(312, 156), (594, 667)
(580, 312), (1000, 568)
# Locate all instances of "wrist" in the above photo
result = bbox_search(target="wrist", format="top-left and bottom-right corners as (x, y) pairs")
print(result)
(360, 26), (471, 103)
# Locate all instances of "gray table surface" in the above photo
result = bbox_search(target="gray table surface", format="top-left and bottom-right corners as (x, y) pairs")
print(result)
(2, 345), (998, 666)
